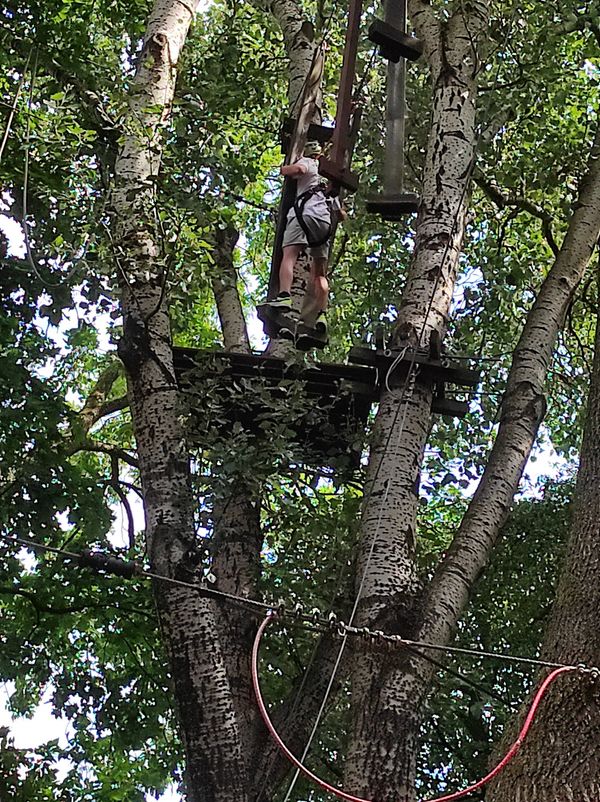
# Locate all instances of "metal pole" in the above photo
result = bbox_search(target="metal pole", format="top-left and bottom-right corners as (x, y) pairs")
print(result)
(384, 59), (406, 194)
(383, 0), (406, 194)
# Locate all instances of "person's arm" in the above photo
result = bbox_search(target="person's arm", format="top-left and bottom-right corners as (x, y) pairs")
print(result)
(280, 161), (309, 177)
(330, 196), (347, 223)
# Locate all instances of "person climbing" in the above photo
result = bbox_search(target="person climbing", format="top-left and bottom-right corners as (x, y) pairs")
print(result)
(267, 141), (346, 339)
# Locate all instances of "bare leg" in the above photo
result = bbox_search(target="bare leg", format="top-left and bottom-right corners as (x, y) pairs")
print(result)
(279, 245), (301, 293)
(311, 256), (329, 311)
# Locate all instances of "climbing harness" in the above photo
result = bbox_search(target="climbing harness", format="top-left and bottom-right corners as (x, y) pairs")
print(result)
(293, 185), (333, 249)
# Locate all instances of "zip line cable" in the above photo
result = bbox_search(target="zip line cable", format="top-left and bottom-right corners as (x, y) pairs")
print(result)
(1, 530), (596, 674)
(252, 613), (599, 802)
(256, 537), (352, 802)
(0, 49), (32, 165)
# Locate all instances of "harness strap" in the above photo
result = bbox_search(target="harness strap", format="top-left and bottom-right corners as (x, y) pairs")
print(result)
(294, 186), (332, 249)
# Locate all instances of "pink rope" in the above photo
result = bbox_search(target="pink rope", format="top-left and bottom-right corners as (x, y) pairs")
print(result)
(251, 611), (578, 802)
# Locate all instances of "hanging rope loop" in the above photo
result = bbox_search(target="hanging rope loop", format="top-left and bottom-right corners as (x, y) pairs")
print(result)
(252, 613), (590, 802)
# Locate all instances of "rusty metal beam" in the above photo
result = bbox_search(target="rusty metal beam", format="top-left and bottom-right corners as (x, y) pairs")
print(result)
(318, 0), (362, 192)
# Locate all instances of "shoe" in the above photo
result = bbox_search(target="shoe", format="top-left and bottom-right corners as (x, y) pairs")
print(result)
(315, 311), (327, 334)
(267, 293), (292, 311)
(295, 332), (313, 351)
(296, 332), (328, 351)
(278, 324), (295, 341)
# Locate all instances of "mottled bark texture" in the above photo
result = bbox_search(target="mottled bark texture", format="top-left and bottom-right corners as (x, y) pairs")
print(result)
(345, 4), (490, 799)
(111, 2), (248, 800)
(487, 285), (600, 802)
(420, 124), (600, 648)
(211, 224), (250, 353)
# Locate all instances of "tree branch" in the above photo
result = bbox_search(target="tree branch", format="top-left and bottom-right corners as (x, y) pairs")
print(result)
(210, 223), (251, 353)
(79, 362), (125, 434)
(419, 123), (600, 647)
(65, 440), (139, 470)
(474, 170), (559, 256)
(0, 585), (154, 620)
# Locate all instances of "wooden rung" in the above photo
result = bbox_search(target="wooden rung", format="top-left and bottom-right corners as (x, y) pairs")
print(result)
(431, 398), (469, 418)
(368, 19), (423, 63)
(318, 156), (359, 193)
(365, 193), (420, 218)
(280, 119), (334, 154)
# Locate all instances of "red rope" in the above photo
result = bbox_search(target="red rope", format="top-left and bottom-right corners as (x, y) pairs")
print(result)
(251, 611), (579, 802)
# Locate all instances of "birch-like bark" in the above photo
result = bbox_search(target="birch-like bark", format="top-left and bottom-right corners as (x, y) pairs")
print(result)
(260, 0), (318, 110)
(420, 124), (600, 647)
(487, 277), (600, 802)
(211, 224), (251, 353)
(344, 4), (490, 799)
(111, 2), (248, 800)
(347, 121), (600, 802)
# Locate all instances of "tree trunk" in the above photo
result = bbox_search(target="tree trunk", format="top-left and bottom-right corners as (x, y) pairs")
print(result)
(419, 123), (600, 650)
(211, 223), (251, 353)
(345, 4), (489, 799)
(111, 2), (248, 800)
(487, 275), (600, 802)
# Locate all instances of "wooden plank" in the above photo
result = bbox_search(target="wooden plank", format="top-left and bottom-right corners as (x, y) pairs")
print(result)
(367, 19), (423, 62)
(281, 119), (334, 155)
(348, 345), (480, 387)
(365, 193), (420, 217)
(431, 398), (469, 418)
(172, 347), (378, 400)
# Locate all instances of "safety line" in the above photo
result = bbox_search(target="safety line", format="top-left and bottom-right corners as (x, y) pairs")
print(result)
(0, 49), (32, 165)
(3, 532), (594, 674)
(252, 612), (599, 802)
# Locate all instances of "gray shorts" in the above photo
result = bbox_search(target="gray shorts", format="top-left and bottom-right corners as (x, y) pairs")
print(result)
(282, 213), (331, 259)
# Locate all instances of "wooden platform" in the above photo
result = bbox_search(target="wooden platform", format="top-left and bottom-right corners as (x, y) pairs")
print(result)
(173, 347), (375, 469)
(348, 344), (479, 419)
(365, 192), (420, 219)
(173, 345), (478, 470)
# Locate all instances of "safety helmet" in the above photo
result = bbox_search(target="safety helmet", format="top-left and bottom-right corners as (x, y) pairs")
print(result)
(304, 140), (322, 157)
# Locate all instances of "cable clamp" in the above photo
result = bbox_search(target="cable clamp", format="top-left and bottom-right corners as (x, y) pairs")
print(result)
(579, 664), (600, 678)
(79, 549), (139, 579)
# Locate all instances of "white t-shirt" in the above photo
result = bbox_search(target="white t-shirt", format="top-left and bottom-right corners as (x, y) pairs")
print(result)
(289, 156), (331, 219)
